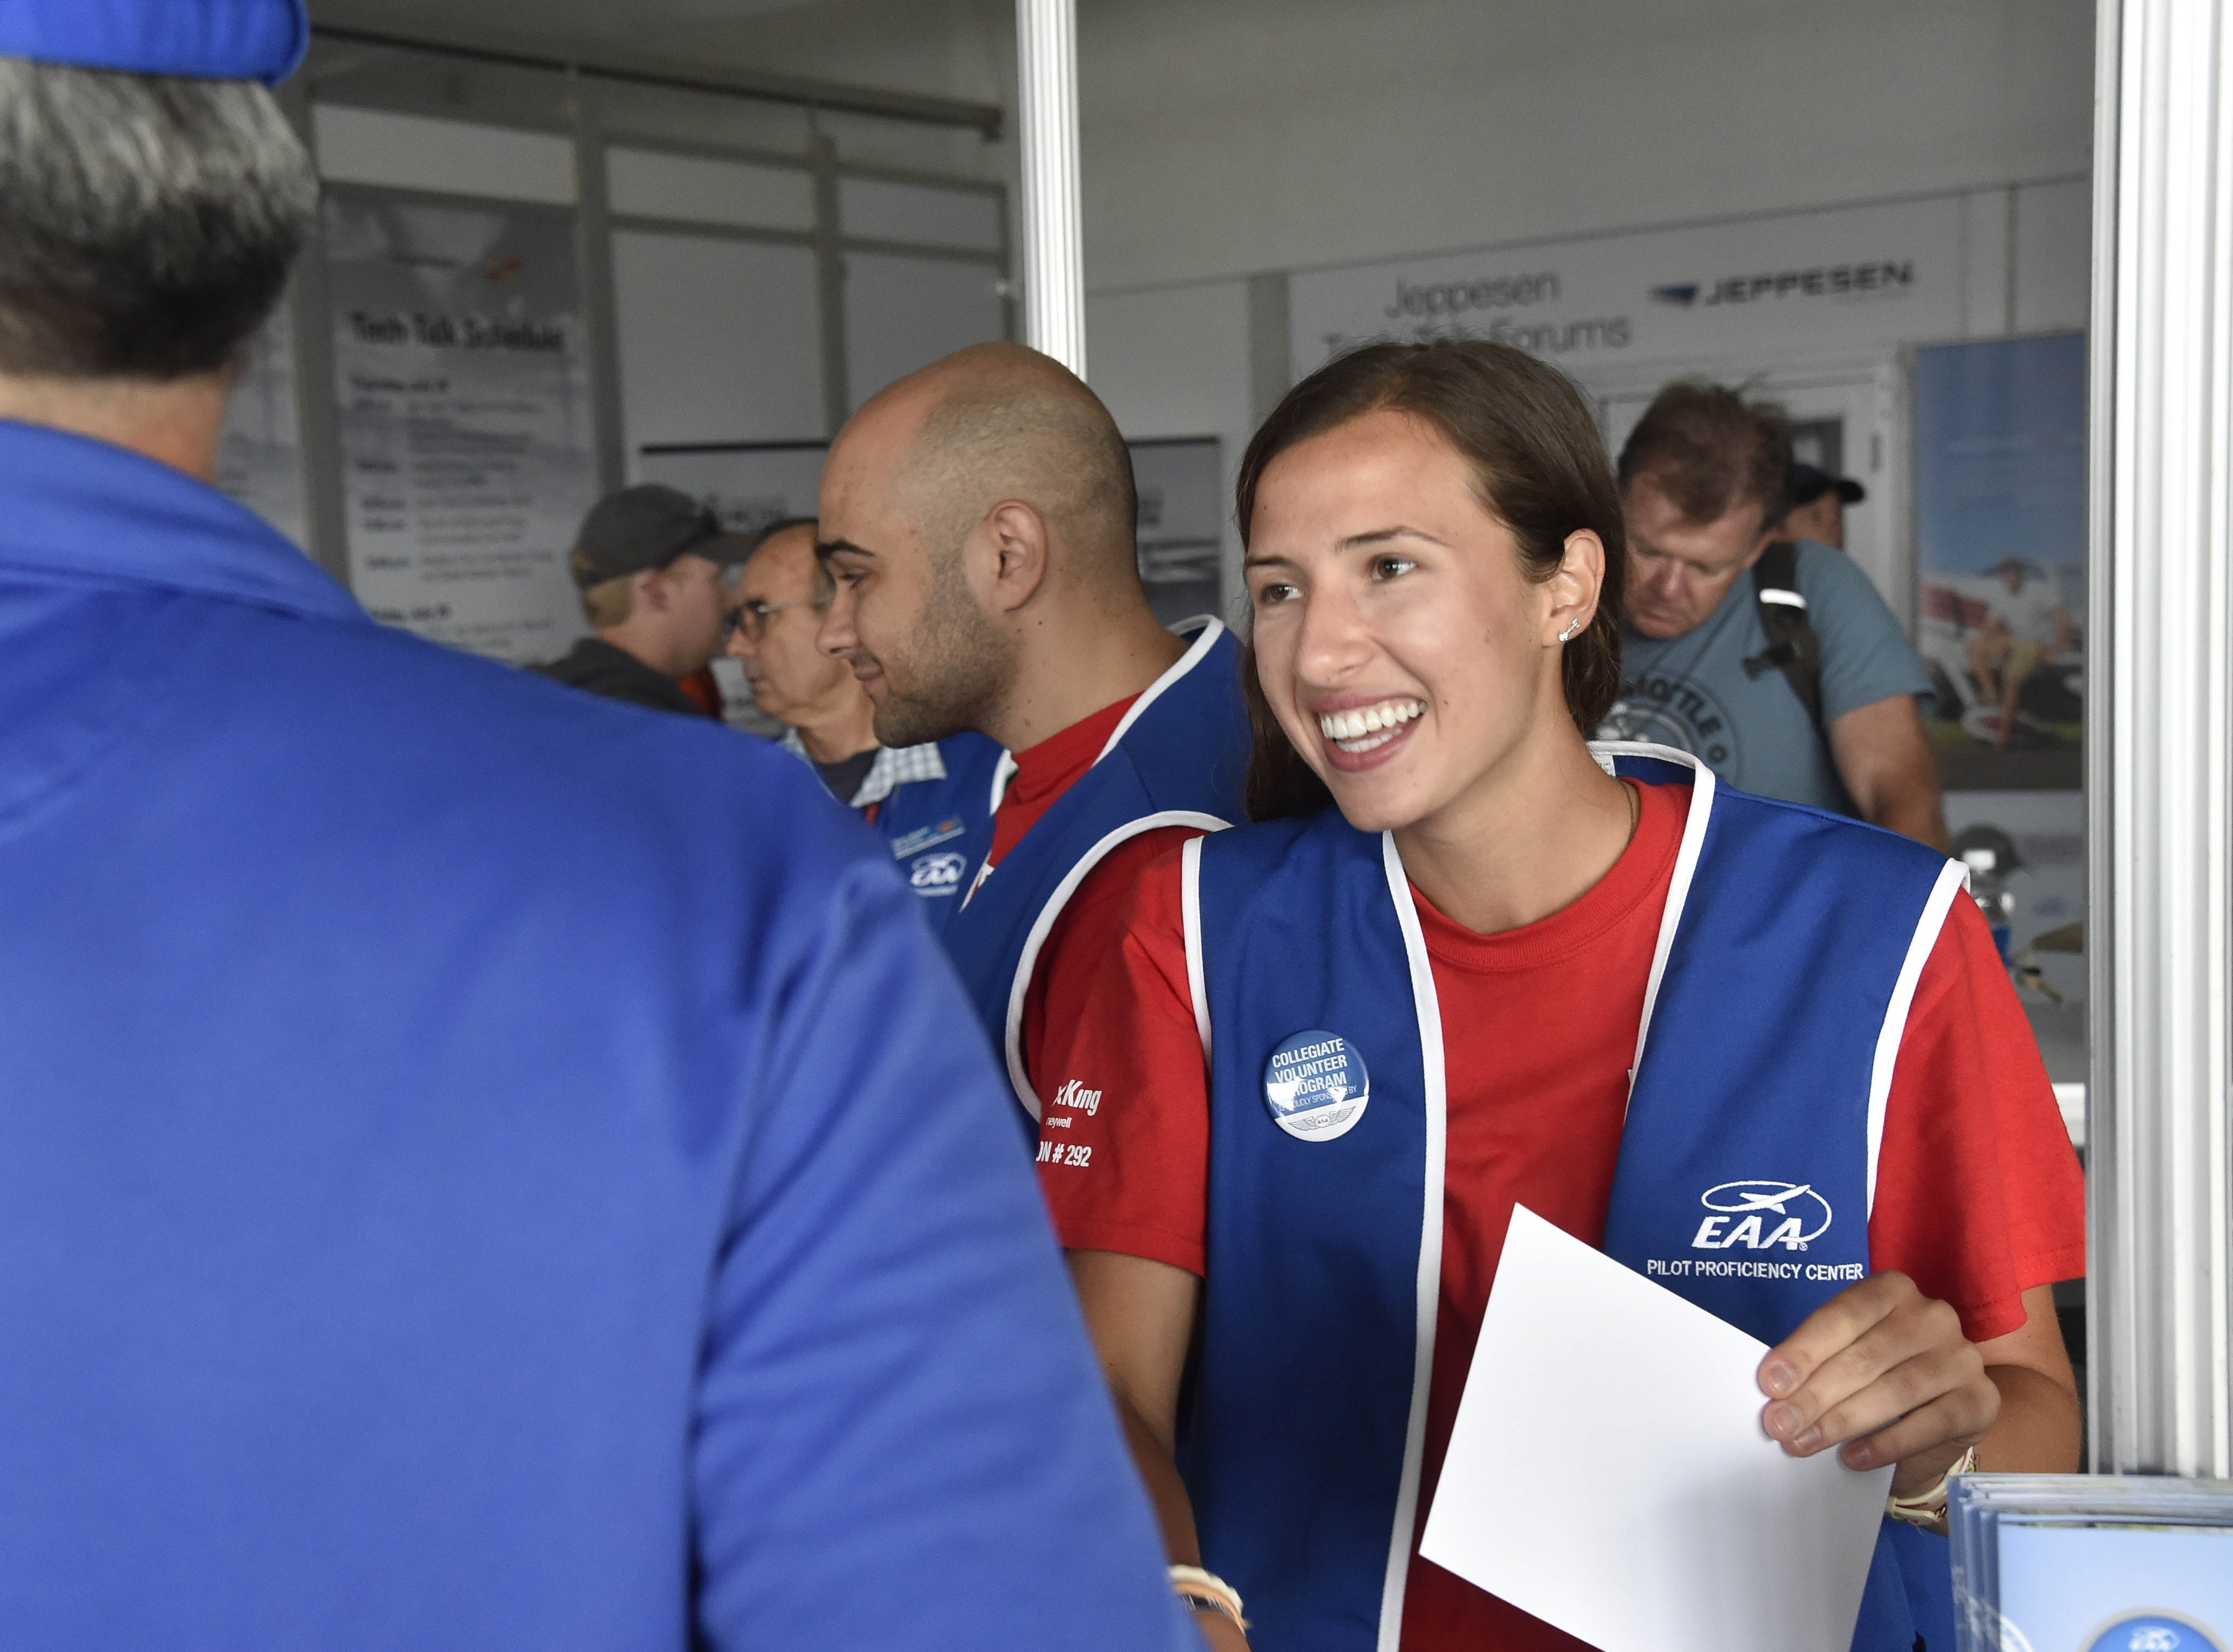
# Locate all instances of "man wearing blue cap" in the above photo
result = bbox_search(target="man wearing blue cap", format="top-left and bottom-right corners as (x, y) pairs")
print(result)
(0, 8), (1203, 1651)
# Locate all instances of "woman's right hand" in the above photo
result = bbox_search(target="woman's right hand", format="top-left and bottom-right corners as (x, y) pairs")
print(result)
(1187, 1607), (1252, 1651)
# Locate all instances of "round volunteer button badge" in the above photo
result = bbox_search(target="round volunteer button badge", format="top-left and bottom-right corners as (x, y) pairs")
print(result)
(2087, 1615), (2226, 1652)
(1263, 1030), (1371, 1142)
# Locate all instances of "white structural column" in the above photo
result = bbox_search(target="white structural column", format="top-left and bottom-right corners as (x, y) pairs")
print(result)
(1014, 0), (1086, 376)
(2089, 0), (2233, 1478)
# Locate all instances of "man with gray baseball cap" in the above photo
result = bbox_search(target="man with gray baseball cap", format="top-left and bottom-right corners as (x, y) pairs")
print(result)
(532, 483), (752, 714)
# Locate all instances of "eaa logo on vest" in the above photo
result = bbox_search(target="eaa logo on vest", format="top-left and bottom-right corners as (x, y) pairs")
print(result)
(1690, 1181), (1833, 1252)
(908, 851), (969, 895)
(1263, 1030), (1371, 1143)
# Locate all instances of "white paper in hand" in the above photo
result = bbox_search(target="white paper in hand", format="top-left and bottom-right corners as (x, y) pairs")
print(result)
(1418, 1205), (1891, 1652)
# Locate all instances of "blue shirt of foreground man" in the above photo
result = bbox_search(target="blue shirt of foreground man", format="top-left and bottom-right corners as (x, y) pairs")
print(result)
(0, 9), (1200, 1651)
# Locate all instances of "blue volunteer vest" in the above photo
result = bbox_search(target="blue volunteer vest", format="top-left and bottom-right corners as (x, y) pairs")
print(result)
(1184, 745), (1969, 1652)
(942, 618), (1251, 1127)
(875, 732), (1009, 929)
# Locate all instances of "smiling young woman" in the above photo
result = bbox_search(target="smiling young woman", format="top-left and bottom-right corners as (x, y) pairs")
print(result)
(1030, 340), (2084, 1652)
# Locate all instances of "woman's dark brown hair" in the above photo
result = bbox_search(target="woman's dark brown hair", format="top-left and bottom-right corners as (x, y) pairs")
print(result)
(1235, 338), (1628, 821)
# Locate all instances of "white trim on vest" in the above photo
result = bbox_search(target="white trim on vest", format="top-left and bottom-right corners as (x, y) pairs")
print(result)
(958, 753), (1021, 914)
(1865, 860), (1968, 1215)
(963, 619), (1218, 922)
(1181, 835), (1212, 1063)
(1589, 741), (1719, 1115)
(1095, 616), (1224, 763)
(1376, 830), (1448, 1652)
(1003, 809), (1233, 1120)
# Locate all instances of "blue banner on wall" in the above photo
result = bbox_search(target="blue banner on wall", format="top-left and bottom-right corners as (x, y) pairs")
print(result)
(1912, 332), (2086, 790)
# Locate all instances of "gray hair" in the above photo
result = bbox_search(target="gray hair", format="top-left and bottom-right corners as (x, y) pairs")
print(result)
(0, 58), (319, 380)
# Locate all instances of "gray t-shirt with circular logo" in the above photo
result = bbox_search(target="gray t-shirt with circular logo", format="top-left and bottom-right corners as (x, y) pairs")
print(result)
(1602, 539), (1933, 816)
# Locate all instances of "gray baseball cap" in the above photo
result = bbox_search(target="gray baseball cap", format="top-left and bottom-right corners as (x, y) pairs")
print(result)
(567, 485), (754, 589)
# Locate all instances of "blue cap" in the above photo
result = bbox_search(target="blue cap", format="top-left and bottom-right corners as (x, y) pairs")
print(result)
(0, 0), (310, 86)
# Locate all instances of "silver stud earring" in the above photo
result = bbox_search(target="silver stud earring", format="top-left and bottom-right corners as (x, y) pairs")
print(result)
(1558, 617), (1584, 643)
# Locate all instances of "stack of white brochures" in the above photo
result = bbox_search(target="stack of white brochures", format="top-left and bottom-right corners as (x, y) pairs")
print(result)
(1950, 1473), (2233, 1652)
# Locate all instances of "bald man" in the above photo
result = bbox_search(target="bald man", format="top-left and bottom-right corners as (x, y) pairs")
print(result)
(818, 343), (1251, 1134)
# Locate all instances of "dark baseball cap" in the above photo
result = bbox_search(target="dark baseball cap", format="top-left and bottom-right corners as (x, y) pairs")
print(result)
(1790, 463), (1865, 507)
(568, 485), (754, 589)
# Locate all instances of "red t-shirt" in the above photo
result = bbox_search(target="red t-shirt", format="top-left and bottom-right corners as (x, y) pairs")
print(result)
(677, 665), (724, 719)
(1035, 780), (2086, 1652)
(985, 697), (1139, 866)
(976, 694), (1211, 1097)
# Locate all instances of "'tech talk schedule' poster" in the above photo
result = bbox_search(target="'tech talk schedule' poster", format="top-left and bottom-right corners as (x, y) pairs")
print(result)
(325, 194), (597, 665)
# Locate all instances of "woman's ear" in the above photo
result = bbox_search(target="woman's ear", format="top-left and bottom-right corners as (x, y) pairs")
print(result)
(1545, 529), (1605, 643)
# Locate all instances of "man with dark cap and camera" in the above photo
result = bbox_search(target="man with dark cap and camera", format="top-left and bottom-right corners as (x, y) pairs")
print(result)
(1781, 461), (1866, 550)
(533, 483), (748, 715)
(0, 7), (1208, 1651)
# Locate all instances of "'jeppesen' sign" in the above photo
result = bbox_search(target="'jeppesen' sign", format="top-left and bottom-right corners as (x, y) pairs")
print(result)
(1289, 194), (1963, 379)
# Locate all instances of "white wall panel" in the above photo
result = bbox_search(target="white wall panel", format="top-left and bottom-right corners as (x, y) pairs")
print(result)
(608, 148), (815, 232)
(692, 0), (2090, 301)
(1071, 0), (2094, 292)
(1963, 188), (2015, 337)
(612, 232), (824, 451)
(839, 176), (1003, 252)
(2015, 178), (2094, 334)
(313, 106), (577, 204)
(843, 253), (1006, 408)
(1086, 281), (1253, 613)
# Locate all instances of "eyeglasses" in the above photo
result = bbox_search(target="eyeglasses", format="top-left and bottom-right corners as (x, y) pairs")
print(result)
(724, 597), (828, 641)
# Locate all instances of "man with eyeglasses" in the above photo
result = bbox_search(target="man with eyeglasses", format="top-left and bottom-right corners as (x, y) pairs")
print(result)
(730, 517), (1005, 914)
(1601, 383), (1948, 849)
(533, 484), (748, 715)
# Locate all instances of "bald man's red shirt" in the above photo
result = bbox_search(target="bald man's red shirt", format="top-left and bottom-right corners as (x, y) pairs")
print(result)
(984, 694), (1211, 1098)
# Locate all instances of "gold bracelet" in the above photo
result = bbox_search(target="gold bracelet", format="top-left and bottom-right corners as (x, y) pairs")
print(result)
(1170, 1564), (1248, 1631)
(1886, 1446), (1976, 1526)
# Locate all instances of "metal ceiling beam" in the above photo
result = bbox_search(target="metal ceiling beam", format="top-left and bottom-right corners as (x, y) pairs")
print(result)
(307, 18), (1004, 139)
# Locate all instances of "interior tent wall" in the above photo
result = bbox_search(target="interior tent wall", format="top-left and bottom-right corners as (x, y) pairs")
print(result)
(266, 33), (1012, 651)
(1068, 0), (2092, 294)
(618, 0), (1021, 183)
(695, 0), (2090, 617)
(283, 2), (2098, 626)
(684, 0), (2087, 292)
(1085, 282), (1254, 622)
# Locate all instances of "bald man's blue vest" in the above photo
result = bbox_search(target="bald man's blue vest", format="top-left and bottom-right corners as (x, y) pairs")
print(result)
(875, 733), (1009, 930)
(1180, 746), (1969, 1652)
(941, 618), (1250, 1129)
